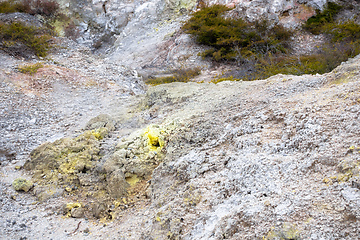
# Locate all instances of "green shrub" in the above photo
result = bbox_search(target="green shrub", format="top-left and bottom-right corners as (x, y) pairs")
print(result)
(303, 2), (360, 44)
(0, 22), (53, 57)
(0, 0), (29, 13)
(183, 5), (293, 62)
(325, 21), (360, 43)
(0, 0), (59, 17)
(0, 0), (61, 58)
(186, 2), (360, 81)
(145, 67), (201, 85)
(17, 62), (44, 74)
(250, 42), (360, 80)
(303, 2), (342, 34)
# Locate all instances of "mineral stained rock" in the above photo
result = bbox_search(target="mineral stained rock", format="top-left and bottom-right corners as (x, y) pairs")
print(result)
(12, 178), (33, 192)
(24, 130), (101, 185)
(85, 114), (115, 132)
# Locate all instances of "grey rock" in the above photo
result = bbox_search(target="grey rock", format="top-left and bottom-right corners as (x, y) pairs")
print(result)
(92, 202), (107, 219)
(106, 169), (129, 199)
(71, 207), (85, 218)
(85, 114), (115, 131)
(0, 13), (44, 28)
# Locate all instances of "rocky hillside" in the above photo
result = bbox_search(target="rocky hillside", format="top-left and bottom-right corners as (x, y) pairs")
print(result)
(55, 0), (348, 71)
(1, 0), (360, 239)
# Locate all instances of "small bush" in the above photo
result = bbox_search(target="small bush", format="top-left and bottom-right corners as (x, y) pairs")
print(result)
(0, 0), (59, 17)
(325, 21), (360, 43)
(17, 62), (44, 74)
(0, 0), (28, 13)
(0, 22), (53, 57)
(145, 67), (201, 85)
(32, 0), (59, 17)
(303, 2), (360, 44)
(303, 2), (342, 34)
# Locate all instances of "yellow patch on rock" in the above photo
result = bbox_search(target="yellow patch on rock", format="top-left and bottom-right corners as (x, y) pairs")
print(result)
(125, 174), (140, 186)
(144, 125), (165, 151)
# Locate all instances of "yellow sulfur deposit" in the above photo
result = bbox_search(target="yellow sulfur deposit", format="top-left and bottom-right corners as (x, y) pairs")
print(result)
(125, 174), (140, 186)
(144, 125), (164, 151)
(66, 202), (81, 210)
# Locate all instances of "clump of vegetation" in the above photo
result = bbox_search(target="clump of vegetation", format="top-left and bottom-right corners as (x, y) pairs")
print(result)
(0, 0), (29, 13)
(254, 42), (360, 80)
(183, 4), (293, 62)
(302, 2), (360, 44)
(324, 20), (360, 45)
(0, 0), (80, 57)
(17, 62), (44, 74)
(0, 0), (60, 17)
(0, 22), (53, 57)
(211, 75), (241, 84)
(303, 2), (342, 34)
(186, 2), (360, 82)
(145, 67), (201, 85)
(30, 0), (59, 17)
(0, 0), (62, 58)
(258, 1), (360, 80)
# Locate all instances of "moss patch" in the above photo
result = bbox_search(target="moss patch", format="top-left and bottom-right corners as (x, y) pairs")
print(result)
(17, 62), (44, 75)
(145, 68), (201, 86)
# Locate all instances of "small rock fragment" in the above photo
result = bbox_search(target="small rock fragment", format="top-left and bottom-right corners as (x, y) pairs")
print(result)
(92, 202), (107, 219)
(71, 207), (85, 218)
(12, 178), (33, 192)
(85, 114), (115, 131)
(62, 202), (83, 217)
(351, 181), (360, 190)
(106, 169), (129, 198)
